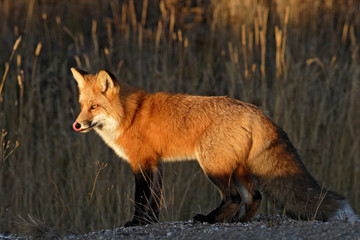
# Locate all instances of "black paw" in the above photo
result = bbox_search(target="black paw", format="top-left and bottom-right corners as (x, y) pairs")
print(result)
(124, 217), (158, 227)
(124, 218), (148, 227)
(193, 214), (210, 223)
(124, 220), (139, 227)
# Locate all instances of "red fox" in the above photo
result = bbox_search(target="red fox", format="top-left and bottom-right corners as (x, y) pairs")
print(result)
(71, 68), (357, 226)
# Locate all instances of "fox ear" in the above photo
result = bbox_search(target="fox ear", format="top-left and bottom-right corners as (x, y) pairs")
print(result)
(71, 68), (88, 89)
(97, 70), (116, 93)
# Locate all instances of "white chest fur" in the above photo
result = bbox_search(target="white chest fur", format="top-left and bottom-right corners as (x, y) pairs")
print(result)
(94, 116), (129, 162)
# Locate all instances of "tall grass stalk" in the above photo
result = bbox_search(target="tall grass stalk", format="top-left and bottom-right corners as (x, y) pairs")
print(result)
(0, 36), (21, 102)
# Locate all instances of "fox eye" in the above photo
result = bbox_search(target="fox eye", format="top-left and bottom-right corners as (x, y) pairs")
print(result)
(90, 104), (98, 110)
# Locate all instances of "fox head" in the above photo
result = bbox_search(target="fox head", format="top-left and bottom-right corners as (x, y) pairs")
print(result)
(71, 68), (123, 133)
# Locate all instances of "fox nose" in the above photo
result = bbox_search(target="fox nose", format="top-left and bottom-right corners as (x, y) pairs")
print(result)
(73, 121), (82, 131)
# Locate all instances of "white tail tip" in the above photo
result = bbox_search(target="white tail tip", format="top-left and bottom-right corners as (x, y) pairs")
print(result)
(330, 200), (359, 222)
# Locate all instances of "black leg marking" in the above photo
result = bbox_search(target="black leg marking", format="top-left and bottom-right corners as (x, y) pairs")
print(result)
(193, 175), (242, 223)
(232, 189), (262, 222)
(125, 166), (163, 227)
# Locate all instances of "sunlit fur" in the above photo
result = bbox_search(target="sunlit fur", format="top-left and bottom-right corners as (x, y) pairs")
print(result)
(72, 68), (358, 224)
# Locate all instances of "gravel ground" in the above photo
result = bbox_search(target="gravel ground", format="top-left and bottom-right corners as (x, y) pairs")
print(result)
(1, 215), (359, 240)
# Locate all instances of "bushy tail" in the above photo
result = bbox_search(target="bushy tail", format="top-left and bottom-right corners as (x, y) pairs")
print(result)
(262, 171), (358, 221)
(256, 127), (358, 222)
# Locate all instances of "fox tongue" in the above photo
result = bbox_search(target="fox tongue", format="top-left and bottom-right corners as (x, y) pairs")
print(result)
(72, 122), (82, 132)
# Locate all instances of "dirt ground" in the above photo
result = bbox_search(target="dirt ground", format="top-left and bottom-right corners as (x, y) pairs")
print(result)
(2, 215), (359, 240)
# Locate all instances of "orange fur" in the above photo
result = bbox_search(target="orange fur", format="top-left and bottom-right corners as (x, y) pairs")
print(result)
(72, 68), (357, 225)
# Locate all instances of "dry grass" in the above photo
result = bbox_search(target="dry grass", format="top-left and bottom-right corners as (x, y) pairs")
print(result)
(0, 0), (359, 236)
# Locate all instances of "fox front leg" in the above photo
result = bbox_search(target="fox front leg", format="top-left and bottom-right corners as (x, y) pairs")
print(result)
(124, 166), (163, 227)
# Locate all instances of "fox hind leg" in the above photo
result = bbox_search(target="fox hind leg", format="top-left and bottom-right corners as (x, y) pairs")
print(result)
(194, 136), (251, 223)
(193, 173), (242, 223)
(232, 165), (262, 222)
